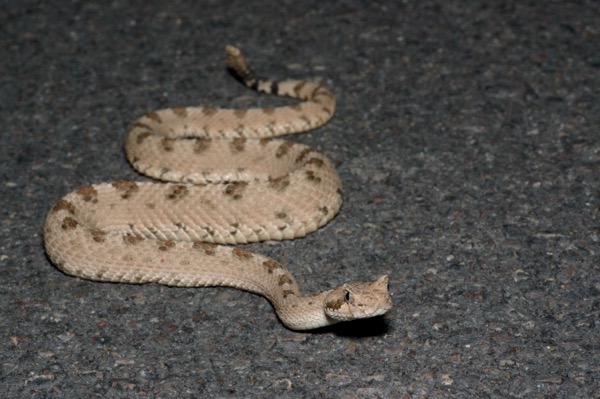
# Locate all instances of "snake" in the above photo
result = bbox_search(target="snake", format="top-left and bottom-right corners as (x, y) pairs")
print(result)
(43, 45), (392, 330)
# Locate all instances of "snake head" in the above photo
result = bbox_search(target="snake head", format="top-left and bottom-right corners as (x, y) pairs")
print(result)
(324, 275), (392, 321)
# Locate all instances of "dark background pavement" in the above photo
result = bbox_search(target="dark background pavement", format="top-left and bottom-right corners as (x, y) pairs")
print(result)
(1, 1), (599, 397)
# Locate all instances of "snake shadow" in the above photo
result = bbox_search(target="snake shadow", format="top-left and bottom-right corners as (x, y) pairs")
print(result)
(313, 315), (392, 337)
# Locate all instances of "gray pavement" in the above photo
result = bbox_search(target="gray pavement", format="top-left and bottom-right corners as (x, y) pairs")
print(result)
(1, 1), (599, 397)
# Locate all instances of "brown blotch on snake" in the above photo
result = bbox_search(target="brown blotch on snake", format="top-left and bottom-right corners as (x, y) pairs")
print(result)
(43, 45), (392, 331)
(75, 186), (98, 202)
(165, 185), (189, 201)
(194, 138), (211, 153)
(223, 181), (248, 199)
(61, 217), (78, 230)
(295, 147), (316, 163)
(276, 141), (295, 158)
(305, 170), (322, 183)
(135, 131), (152, 144)
(91, 229), (107, 243)
(202, 107), (218, 117)
(158, 241), (176, 251)
(306, 157), (325, 168)
(232, 248), (253, 260)
(263, 259), (283, 274)
(162, 138), (175, 152)
(278, 274), (295, 287)
(147, 112), (162, 123)
(234, 109), (248, 119)
(172, 107), (188, 118)
(193, 242), (218, 255)
(282, 289), (296, 299)
(52, 199), (76, 214)
(268, 175), (290, 191)
(112, 181), (139, 199)
(123, 234), (144, 245)
(229, 137), (247, 153)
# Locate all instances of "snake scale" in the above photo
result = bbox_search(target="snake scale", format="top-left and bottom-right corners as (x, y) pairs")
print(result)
(43, 46), (392, 330)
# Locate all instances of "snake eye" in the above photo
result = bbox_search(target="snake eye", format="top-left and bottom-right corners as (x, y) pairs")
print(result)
(344, 290), (352, 302)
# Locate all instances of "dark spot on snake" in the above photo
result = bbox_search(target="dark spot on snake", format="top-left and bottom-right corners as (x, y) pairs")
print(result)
(263, 259), (283, 274)
(146, 112), (162, 123)
(224, 182), (248, 200)
(158, 240), (176, 251)
(61, 216), (78, 230)
(268, 175), (290, 191)
(172, 107), (188, 118)
(112, 181), (139, 199)
(203, 226), (216, 236)
(201, 107), (218, 117)
(270, 81), (279, 95)
(135, 131), (152, 144)
(278, 274), (294, 287)
(232, 248), (253, 260)
(166, 185), (189, 201)
(322, 106), (333, 115)
(91, 229), (107, 243)
(123, 234), (144, 245)
(132, 121), (152, 130)
(194, 138), (212, 153)
(295, 148), (316, 163)
(305, 170), (321, 183)
(293, 81), (307, 97)
(230, 137), (247, 153)
(162, 137), (175, 152)
(193, 242), (218, 255)
(233, 109), (248, 119)
(234, 124), (246, 137)
(326, 297), (346, 311)
(76, 186), (98, 203)
(52, 199), (76, 214)
(275, 141), (294, 158)
(306, 157), (325, 168)
(300, 115), (313, 127)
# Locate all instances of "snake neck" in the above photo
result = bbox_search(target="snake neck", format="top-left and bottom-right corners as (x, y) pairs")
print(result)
(271, 291), (338, 331)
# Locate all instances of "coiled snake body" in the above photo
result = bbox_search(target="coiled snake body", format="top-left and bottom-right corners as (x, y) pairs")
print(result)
(43, 46), (392, 330)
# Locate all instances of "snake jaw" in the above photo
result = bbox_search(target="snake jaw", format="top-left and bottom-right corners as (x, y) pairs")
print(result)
(323, 275), (392, 322)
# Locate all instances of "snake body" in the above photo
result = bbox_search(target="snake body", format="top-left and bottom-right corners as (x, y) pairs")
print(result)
(43, 46), (392, 330)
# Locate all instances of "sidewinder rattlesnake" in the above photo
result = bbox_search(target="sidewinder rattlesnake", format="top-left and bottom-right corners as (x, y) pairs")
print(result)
(43, 46), (392, 330)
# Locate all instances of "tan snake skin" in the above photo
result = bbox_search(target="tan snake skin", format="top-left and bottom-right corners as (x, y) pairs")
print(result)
(43, 46), (392, 330)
